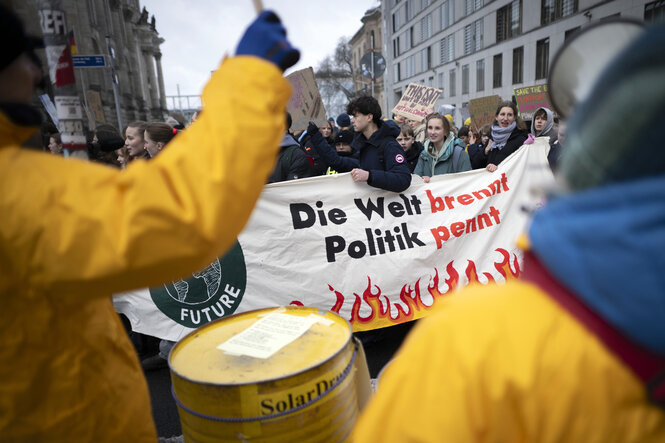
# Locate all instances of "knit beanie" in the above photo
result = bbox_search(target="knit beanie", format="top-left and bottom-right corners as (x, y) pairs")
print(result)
(560, 24), (665, 191)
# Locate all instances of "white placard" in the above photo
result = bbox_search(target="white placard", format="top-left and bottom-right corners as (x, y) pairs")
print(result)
(217, 312), (318, 359)
(55, 96), (83, 120)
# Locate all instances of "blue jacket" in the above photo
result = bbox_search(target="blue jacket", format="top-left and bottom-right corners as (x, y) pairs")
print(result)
(310, 120), (411, 192)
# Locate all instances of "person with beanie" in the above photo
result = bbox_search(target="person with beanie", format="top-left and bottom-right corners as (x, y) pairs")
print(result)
(326, 129), (358, 174)
(336, 112), (351, 131)
(0, 6), (298, 441)
(353, 21), (665, 442)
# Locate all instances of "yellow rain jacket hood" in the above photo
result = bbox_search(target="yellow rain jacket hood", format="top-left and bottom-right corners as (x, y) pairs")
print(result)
(0, 57), (290, 441)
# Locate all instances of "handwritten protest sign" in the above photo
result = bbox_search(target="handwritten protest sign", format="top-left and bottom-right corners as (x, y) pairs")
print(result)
(514, 84), (554, 120)
(469, 95), (501, 131)
(392, 83), (442, 122)
(286, 67), (327, 131)
(86, 90), (106, 125)
(114, 140), (553, 340)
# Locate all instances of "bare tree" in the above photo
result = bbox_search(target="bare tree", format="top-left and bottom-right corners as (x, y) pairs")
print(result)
(315, 37), (363, 117)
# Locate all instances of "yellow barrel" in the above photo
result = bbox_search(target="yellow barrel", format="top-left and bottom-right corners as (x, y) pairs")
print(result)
(169, 306), (362, 442)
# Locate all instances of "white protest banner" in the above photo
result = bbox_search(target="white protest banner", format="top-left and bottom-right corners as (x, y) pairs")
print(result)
(114, 140), (553, 341)
(392, 83), (442, 122)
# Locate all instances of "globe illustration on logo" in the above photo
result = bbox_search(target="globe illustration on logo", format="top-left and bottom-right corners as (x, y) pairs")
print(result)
(164, 259), (221, 305)
(149, 242), (247, 329)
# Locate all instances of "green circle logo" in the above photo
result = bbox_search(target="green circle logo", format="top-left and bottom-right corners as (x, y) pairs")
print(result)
(149, 242), (246, 328)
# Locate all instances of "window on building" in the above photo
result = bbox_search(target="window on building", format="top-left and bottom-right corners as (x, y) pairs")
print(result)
(541, 0), (578, 25)
(439, 34), (454, 63)
(394, 64), (401, 82)
(406, 0), (416, 21)
(493, 54), (502, 88)
(404, 54), (416, 78)
(420, 13), (432, 41)
(404, 29), (412, 50)
(645, 1), (665, 22)
(513, 46), (524, 84)
(535, 37), (549, 80)
(438, 72), (445, 91)
(497, 0), (522, 42)
(462, 64), (469, 94)
(393, 37), (400, 57)
(465, 0), (483, 15)
(428, 76), (434, 86)
(449, 69), (456, 97)
(87, 0), (98, 25)
(440, 0), (454, 29)
(564, 26), (580, 40)
(394, 90), (402, 105)
(464, 19), (484, 55)
(393, 0), (401, 7)
(421, 46), (432, 71)
(476, 59), (485, 92)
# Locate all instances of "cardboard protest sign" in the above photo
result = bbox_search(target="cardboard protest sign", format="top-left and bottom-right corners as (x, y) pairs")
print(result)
(114, 139), (554, 340)
(469, 95), (501, 131)
(514, 84), (554, 120)
(392, 83), (442, 122)
(286, 67), (327, 131)
(86, 90), (106, 125)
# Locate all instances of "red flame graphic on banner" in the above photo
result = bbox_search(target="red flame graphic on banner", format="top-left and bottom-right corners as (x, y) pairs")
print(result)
(326, 248), (521, 328)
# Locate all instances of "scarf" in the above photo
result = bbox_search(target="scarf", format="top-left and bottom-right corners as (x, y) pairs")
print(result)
(491, 121), (516, 151)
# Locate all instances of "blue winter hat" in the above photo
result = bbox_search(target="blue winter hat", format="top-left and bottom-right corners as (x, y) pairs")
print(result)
(336, 113), (351, 128)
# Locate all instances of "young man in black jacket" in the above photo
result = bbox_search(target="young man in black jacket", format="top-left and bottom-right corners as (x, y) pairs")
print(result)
(308, 96), (411, 192)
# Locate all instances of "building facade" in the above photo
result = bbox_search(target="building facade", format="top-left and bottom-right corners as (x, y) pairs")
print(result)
(13, 0), (166, 130)
(381, 0), (664, 126)
(350, 7), (387, 111)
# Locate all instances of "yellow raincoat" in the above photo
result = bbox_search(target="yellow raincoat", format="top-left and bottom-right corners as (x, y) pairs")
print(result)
(353, 281), (665, 442)
(0, 57), (289, 441)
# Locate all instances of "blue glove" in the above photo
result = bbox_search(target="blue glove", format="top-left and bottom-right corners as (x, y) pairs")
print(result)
(236, 10), (300, 71)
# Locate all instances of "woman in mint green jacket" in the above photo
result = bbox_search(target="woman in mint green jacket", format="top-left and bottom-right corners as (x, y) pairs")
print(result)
(413, 113), (471, 182)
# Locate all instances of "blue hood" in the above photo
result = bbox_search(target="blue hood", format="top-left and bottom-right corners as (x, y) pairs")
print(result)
(529, 175), (665, 355)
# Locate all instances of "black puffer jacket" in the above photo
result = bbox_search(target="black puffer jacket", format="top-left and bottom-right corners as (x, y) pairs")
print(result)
(267, 134), (313, 183)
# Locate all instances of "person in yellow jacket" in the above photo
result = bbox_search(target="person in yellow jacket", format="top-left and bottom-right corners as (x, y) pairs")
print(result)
(0, 7), (298, 441)
(353, 21), (665, 442)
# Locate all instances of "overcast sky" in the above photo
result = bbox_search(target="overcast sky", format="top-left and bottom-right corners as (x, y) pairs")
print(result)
(140, 0), (380, 99)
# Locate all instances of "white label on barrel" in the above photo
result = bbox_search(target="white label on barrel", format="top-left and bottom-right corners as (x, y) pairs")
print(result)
(217, 312), (318, 359)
